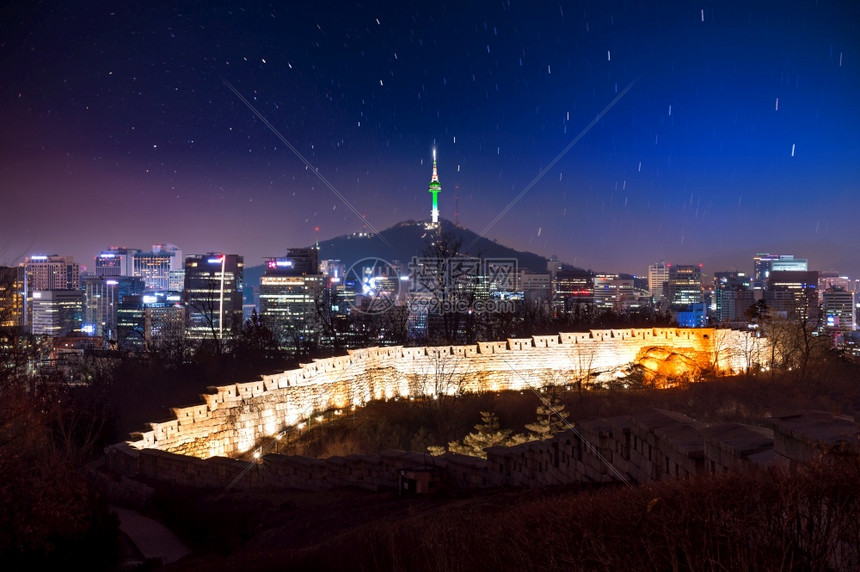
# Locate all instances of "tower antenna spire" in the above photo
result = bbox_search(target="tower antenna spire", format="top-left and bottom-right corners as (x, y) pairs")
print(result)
(428, 147), (441, 226)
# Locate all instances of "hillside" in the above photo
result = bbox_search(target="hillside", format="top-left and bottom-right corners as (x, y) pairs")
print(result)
(244, 218), (579, 298)
(147, 371), (860, 572)
(315, 218), (561, 273)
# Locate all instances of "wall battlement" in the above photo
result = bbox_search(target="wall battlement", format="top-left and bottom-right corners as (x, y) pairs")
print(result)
(118, 328), (764, 461)
(105, 409), (859, 495)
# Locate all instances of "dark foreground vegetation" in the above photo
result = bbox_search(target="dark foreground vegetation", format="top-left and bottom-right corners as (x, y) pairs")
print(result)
(1, 331), (858, 569)
(152, 454), (860, 572)
(144, 367), (860, 572)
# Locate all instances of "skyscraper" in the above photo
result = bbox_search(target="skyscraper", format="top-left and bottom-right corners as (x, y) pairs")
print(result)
(547, 255), (563, 279)
(823, 287), (855, 339)
(81, 275), (144, 343)
(553, 269), (594, 313)
(593, 274), (635, 311)
(752, 253), (808, 289)
(31, 290), (83, 336)
(134, 250), (175, 291)
(184, 254), (244, 341)
(0, 266), (25, 328)
(665, 265), (703, 307)
(23, 255), (79, 291)
(82, 276), (119, 341)
(95, 248), (139, 277)
(152, 243), (185, 291)
(818, 271), (853, 303)
(713, 271), (753, 324)
(647, 261), (670, 305)
(766, 270), (819, 322)
(259, 249), (323, 350)
(517, 270), (551, 303)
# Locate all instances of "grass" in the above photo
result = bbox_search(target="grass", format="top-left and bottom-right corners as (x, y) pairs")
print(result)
(269, 366), (860, 460)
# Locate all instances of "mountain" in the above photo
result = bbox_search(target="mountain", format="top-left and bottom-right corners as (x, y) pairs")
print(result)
(316, 218), (559, 273)
(244, 218), (578, 297)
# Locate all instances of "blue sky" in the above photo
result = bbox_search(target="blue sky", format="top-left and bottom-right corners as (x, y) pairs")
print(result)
(2, 1), (859, 278)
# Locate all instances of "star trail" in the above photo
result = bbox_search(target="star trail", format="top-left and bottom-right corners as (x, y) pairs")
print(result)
(1, 1), (858, 277)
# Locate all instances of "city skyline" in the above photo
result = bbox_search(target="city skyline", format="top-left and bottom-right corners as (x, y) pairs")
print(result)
(2, 2), (859, 277)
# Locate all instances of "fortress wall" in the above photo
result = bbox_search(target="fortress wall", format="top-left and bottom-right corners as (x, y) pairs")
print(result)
(104, 410), (858, 494)
(121, 328), (761, 460)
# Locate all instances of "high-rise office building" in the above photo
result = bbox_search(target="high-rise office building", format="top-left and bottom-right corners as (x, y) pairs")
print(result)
(766, 270), (819, 322)
(152, 243), (183, 270)
(0, 266), (26, 328)
(647, 261), (670, 304)
(319, 259), (351, 308)
(134, 250), (175, 291)
(116, 294), (145, 350)
(818, 272), (853, 303)
(31, 290), (84, 336)
(713, 272), (754, 324)
(665, 264), (703, 308)
(259, 249), (323, 349)
(553, 269), (594, 312)
(593, 274), (635, 311)
(753, 253), (808, 286)
(153, 243), (185, 291)
(116, 289), (183, 351)
(95, 248), (139, 277)
(85, 273), (145, 341)
(547, 255), (563, 279)
(143, 291), (185, 344)
(517, 270), (551, 303)
(82, 276), (119, 341)
(23, 255), (80, 291)
(184, 254), (244, 341)
(822, 287), (855, 339)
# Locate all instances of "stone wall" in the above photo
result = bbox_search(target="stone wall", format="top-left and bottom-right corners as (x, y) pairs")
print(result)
(119, 328), (763, 460)
(103, 410), (859, 494)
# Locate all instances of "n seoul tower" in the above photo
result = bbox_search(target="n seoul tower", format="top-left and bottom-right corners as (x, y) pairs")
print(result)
(428, 147), (442, 227)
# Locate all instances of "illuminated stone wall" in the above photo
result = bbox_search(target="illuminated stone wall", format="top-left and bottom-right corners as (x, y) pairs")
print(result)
(121, 328), (764, 460)
(105, 410), (858, 495)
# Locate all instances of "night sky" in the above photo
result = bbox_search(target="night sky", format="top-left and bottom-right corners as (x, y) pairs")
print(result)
(2, 1), (859, 279)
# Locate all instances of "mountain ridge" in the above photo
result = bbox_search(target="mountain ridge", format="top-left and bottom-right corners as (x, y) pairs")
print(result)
(243, 218), (583, 298)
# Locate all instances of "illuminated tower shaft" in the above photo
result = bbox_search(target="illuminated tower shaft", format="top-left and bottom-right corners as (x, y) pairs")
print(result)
(428, 148), (441, 225)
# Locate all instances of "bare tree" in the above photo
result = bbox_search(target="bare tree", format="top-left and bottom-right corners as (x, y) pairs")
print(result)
(415, 348), (472, 445)
(761, 301), (830, 382)
(569, 342), (597, 398)
(717, 327), (766, 376)
(185, 277), (240, 356)
(418, 348), (470, 404)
